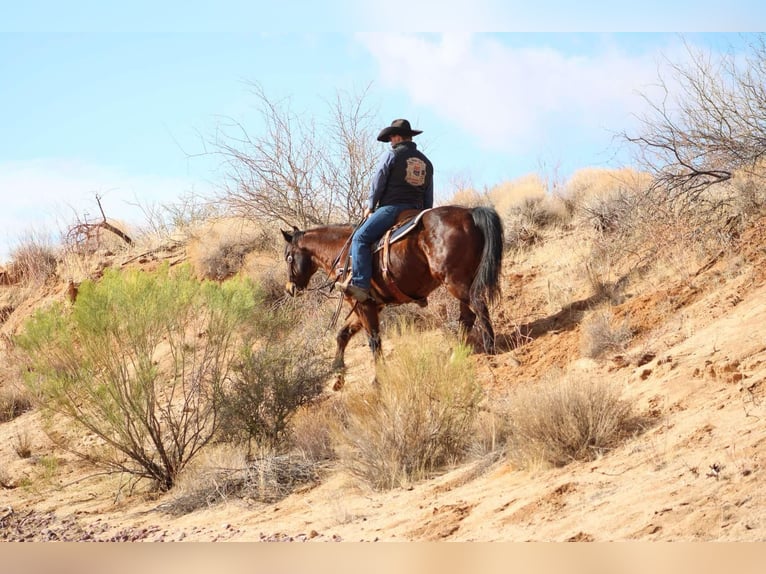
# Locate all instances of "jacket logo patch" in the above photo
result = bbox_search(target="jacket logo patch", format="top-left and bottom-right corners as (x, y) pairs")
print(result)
(405, 158), (427, 187)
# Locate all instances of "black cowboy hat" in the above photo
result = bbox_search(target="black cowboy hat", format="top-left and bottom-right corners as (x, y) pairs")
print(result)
(376, 118), (423, 142)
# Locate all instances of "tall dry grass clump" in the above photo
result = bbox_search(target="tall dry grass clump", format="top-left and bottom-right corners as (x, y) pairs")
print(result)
(487, 174), (571, 248)
(332, 326), (482, 490)
(187, 217), (274, 281)
(0, 382), (32, 423)
(8, 232), (59, 286)
(506, 374), (635, 469)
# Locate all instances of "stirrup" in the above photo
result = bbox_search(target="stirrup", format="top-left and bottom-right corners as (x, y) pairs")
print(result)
(343, 283), (371, 303)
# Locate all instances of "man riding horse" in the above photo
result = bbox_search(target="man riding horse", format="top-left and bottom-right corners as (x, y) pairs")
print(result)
(341, 119), (434, 303)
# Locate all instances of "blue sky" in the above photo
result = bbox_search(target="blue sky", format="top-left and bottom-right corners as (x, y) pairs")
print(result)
(1, 3), (764, 262)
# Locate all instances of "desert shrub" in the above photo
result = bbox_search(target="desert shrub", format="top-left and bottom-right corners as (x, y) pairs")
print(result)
(164, 447), (321, 515)
(187, 218), (272, 281)
(16, 264), (261, 491)
(9, 233), (58, 286)
(333, 327), (482, 490)
(488, 175), (572, 249)
(218, 337), (331, 452)
(506, 375), (635, 468)
(13, 431), (32, 459)
(580, 309), (633, 359)
(0, 383), (33, 423)
(289, 399), (341, 463)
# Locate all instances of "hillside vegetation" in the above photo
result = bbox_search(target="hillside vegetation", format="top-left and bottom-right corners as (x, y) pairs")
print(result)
(2, 165), (766, 541)
(3, 38), (766, 540)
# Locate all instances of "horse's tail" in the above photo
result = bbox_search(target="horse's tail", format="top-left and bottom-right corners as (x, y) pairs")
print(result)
(470, 206), (504, 305)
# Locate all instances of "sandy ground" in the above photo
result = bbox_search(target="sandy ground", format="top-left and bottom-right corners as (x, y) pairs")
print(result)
(1, 219), (765, 542)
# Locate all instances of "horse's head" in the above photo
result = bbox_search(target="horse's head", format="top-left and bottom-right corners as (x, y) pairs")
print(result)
(281, 226), (318, 296)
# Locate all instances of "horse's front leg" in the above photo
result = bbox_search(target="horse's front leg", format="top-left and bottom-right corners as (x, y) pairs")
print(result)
(333, 315), (363, 372)
(356, 303), (383, 362)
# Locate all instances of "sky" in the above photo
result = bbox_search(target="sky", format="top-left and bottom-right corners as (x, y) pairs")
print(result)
(1, 2), (765, 263)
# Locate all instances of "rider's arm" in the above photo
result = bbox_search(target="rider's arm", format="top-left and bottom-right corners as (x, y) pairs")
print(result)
(368, 149), (395, 211)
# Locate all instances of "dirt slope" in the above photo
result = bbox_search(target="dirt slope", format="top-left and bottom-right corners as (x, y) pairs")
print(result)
(1, 220), (765, 542)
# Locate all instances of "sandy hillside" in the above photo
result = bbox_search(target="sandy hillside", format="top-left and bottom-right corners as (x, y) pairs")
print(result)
(1, 215), (765, 542)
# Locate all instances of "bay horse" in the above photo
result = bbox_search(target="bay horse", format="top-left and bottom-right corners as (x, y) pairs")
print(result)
(281, 205), (504, 372)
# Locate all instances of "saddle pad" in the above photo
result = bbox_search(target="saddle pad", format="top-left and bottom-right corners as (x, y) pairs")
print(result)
(373, 209), (431, 253)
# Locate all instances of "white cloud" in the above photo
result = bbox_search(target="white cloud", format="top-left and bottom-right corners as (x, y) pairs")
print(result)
(0, 158), (197, 263)
(360, 33), (668, 155)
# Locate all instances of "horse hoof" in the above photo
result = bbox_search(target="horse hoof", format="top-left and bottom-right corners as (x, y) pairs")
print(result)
(331, 359), (346, 372)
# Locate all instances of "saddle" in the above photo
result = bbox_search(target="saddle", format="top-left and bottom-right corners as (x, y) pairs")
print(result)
(336, 209), (431, 306)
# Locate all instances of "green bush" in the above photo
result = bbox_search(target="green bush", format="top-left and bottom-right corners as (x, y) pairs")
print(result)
(16, 264), (260, 491)
(219, 339), (331, 452)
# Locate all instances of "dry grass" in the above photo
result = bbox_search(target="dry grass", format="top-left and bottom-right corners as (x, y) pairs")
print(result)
(0, 383), (32, 424)
(506, 374), (637, 469)
(187, 217), (273, 280)
(332, 326), (482, 490)
(484, 174), (572, 249)
(163, 446), (321, 516)
(8, 232), (59, 287)
(580, 309), (634, 359)
(289, 399), (340, 463)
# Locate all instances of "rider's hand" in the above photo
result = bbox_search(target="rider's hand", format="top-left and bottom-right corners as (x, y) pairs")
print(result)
(363, 207), (372, 219)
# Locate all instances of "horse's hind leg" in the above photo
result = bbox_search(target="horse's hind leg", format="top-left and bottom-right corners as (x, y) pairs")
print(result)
(458, 300), (477, 343)
(471, 297), (496, 354)
(333, 316), (363, 371)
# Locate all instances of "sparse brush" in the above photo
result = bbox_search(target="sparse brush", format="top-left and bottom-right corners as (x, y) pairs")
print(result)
(0, 384), (32, 423)
(289, 399), (341, 463)
(506, 375), (636, 469)
(13, 431), (32, 459)
(163, 448), (321, 516)
(332, 326), (482, 490)
(187, 219), (269, 281)
(580, 309), (633, 359)
(9, 233), (59, 286)
(218, 336), (331, 452)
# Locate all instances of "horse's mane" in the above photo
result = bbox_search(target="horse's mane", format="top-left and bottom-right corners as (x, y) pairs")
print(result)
(303, 224), (354, 242)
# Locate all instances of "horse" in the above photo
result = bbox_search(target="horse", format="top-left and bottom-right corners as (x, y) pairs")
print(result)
(281, 205), (504, 372)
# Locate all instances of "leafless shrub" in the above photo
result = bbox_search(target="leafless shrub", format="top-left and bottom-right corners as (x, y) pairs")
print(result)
(63, 194), (134, 256)
(162, 451), (321, 516)
(133, 191), (223, 244)
(507, 375), (637, 468)
(213, 83), (380, 228)
(625, 35), (766, 208)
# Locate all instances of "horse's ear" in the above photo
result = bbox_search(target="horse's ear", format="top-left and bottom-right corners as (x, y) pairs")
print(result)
(281, 229), (293, 243)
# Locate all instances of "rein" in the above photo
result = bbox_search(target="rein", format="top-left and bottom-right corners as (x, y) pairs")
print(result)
(328, 218), (366, 329)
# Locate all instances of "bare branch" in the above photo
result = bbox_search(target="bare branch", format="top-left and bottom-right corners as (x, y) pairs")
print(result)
(212, 82), (380, 228)
(624, 34), (766, 203)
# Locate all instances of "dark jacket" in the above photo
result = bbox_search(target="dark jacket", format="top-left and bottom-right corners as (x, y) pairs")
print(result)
(368, 141), (434, 210)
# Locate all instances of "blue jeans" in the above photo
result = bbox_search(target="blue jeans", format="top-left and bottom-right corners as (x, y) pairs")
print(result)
(351, 205), (418, 290)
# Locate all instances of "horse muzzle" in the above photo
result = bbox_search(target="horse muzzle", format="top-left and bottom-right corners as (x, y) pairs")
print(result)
(285, 281), (297, 297)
